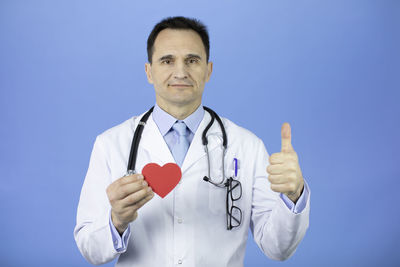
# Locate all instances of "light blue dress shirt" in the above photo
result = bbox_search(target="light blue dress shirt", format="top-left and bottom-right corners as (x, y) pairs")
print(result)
(152, 103), (204, 155)
(109, 103), (310, 251)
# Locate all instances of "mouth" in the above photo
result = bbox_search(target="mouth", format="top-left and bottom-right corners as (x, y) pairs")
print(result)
(168, 84), (193, 88)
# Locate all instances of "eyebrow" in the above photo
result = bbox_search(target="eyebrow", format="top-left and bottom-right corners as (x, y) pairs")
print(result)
(158, 54), (202, 62)
(158, 55), (174, 62)
(186, 54), (202, 60)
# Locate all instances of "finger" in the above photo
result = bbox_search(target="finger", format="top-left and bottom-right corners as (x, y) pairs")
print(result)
(266, 164), (284, 175)
(107, 176), (146, 202)
(269, 153), (284, 165)
(281, 122), (293, 152)
(131, 192), (154, 211)
(268, 174), (286, 184)
(117, 180), (149, 200)
(119, 191), (154, 214)
(108, 174), (144, 194)
(120, 187), (153, 208)
(118, 173), (144, 186)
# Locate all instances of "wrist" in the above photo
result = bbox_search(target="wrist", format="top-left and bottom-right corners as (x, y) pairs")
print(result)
(111, 212), (128, 235)
(287, 181), (304, 203)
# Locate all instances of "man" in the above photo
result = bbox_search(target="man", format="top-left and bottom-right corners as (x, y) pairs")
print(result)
(74, 16), (310, 267)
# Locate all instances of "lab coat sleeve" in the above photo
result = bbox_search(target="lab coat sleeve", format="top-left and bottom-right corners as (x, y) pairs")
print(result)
(250, 138), (310, 261)
(74, 136), (123, 265)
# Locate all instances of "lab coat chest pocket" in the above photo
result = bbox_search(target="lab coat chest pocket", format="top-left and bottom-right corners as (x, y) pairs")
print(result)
(208, 152), (245, 221)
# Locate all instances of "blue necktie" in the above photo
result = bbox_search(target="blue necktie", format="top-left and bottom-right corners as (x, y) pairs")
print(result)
(171, 121), (189, 166)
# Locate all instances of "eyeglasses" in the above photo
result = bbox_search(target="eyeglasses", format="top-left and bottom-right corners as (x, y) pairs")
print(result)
(225, 177), (242, 230)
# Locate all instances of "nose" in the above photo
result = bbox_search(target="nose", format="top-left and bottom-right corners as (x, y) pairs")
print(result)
(173, 61), (188, 79)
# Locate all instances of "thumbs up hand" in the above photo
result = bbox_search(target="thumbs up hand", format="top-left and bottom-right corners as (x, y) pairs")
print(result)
(266, 123), (304, 203)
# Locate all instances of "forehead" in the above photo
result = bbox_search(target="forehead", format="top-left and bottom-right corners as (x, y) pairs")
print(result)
(153, 29), (206, 57)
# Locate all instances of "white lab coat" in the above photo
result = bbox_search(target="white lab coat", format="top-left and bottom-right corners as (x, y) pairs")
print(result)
(74, 110), (310, 267)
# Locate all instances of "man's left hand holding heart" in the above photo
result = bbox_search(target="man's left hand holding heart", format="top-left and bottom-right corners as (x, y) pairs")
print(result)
(267, 122), (304, 203)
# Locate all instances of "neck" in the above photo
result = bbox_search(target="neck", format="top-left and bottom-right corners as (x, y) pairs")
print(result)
(156, 99), (201, 120)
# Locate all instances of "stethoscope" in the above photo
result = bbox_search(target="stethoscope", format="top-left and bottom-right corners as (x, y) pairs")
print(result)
(126, 106), (228, 188)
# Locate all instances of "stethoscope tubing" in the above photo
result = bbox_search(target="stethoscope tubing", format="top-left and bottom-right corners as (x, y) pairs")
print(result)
(126, 106), (228, 187)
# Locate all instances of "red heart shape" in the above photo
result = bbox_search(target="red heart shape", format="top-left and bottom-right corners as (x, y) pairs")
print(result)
(142, 163), (182, 198)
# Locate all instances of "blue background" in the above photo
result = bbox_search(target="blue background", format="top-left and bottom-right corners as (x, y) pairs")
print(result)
(1, 0), (399, 266)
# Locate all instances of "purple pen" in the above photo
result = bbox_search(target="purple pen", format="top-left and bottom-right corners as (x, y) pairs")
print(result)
(233, 158), (238, 177)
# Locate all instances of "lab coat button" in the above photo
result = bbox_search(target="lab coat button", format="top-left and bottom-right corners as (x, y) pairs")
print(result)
(178, 259), (182, 264)
(178, 218), (183, 224)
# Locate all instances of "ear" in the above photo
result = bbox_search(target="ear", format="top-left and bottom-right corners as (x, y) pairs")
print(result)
(206, 61), (213, 82)
(145, 63), (154, 84)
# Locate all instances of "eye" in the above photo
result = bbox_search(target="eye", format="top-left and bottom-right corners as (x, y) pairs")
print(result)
(187, 58), (199, 64)
(161, 59), (172, 65)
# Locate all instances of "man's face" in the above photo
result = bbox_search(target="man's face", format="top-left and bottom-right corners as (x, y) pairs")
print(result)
(145, 29), (213, 110)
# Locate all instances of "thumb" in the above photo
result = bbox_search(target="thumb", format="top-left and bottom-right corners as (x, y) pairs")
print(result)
(281, 122), (293, 152)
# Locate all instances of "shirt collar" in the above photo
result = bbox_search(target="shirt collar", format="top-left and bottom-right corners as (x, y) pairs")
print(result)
(152, 103), (204, 136)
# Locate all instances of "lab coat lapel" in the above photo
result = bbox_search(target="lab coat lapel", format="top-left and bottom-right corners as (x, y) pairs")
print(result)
(181, 111), (223, 173)
(140, 114), (175, 164)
